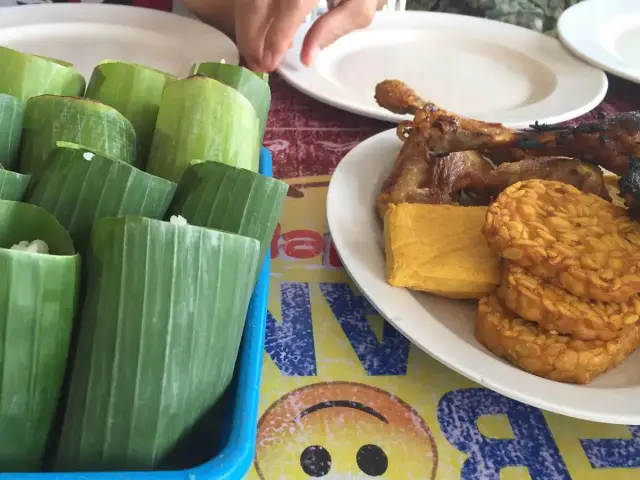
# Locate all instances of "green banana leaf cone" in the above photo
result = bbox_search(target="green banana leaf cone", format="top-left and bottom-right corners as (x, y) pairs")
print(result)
(0, 46), (85, 102)
(26, 143), (176, 252)
(0, 200), (79, 471)
(169, 161), (287, 275)
(0, 167), (30, 201)
(189, 62), (271, 142)
(146, 75), (260, 183)
(85, 61), (175, 165)
(20, 95), (137, 178)
(55, 216), (259, 471)
(0, 93), (24, 170)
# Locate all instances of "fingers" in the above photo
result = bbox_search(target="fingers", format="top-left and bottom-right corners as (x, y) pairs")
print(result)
(234, 0), (271, 71)
(235, 0), (317, 73)
(262, 0), (319, 71)
(300, 0), (377, 66)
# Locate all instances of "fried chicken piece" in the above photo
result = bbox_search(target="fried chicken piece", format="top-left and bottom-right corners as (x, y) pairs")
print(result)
(476, 294), (640, 384)
(376, 128), (493, 218)
(499, 262), (640, 341)
(376, 80), (520, 149)
(471, 157), (610, 202)
(375, 79), (640, 214)
(377, 128), (610, 217)
(412, 101), (640, 176)
(619, 154), (640, 218)
(375, 80), (427, 116)
(484, 179), (640, 302)
(376, 80), (640, 176)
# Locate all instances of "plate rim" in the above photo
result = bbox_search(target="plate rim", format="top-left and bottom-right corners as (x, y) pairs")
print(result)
(0, 3), (240, 68)
(327, 127), (640, 425)
(558, 0), (640, 85)
(279, 10), (608, 129)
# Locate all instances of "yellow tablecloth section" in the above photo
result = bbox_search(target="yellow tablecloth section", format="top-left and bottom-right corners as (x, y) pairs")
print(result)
(249, 175), (640, 480)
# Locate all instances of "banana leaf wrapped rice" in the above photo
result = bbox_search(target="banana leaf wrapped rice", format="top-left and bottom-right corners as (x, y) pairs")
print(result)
(0, 94), (30, 201)
(85, 61), (175, 165)
(0, 201), (79, 471)
(26, 142), (176, 252)
(146, 75), (260, 182)
(55, 216), (260, 471)
(169, 160), (287, 280)
(0, 43), (278, 473)
(0, 46), (85, 102)
(20, 95), (137, 178)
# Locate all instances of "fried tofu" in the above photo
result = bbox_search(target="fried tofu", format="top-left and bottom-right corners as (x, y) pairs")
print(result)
(383, 203), (501, 299)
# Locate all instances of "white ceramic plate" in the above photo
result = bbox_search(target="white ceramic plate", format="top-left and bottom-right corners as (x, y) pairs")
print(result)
(0, 4), (239, 79)
(327, 128), (640, 425)
(278, 11), (608, 129)
(558, 0), (640, 84)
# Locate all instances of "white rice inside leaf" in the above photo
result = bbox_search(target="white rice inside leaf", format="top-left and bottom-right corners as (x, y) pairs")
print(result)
(169, 215), (188, 226)
(10, 239), (50, 254)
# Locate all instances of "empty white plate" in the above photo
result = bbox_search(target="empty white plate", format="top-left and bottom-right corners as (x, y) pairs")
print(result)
(0, 4), (238, 79)
(559, 0), (640, 84)
(279, 11), (608, 129)
(327, 128), (640, 425)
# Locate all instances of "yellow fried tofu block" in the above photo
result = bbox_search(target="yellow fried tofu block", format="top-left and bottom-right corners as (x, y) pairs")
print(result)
(383, 203), (501, 299)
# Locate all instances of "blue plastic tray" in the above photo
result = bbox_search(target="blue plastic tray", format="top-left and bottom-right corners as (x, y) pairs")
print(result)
(0, 148), (272, 480)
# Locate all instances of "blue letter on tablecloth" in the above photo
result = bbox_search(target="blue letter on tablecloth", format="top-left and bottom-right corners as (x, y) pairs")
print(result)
(266, 282), (317, 376)
(437, 388), (570, 480)
(581, 425), (640, 468)
(319, 282), (409, 376)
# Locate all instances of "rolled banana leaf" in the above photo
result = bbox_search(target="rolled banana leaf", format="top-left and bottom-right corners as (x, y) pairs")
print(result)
(33, 55), (73, 67)
(26, 143), (176, 251)
(189, 62), (271, 141)
(0, 46), (85, 102)
(146, 75), (260, 183)
(20, 95), (138, 177)
(0, 200), (79, 471)
(0, 167), (30, 201)
(0, 93), (24, 169)
(85, 61), (175, 165)
(55, 216), (259, 471)
(169, 161), (287, 273)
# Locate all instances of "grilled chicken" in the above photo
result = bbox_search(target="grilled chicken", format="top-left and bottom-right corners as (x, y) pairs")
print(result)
(376, 126), (610, 218)
(375, 79), (640, 215)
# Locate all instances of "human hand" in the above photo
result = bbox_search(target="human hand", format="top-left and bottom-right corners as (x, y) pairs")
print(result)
(235, 0), (381, 72)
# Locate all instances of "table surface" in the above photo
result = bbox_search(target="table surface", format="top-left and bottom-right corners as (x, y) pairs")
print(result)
(4, 2), (640, 479)
(252, 74), (640, 480)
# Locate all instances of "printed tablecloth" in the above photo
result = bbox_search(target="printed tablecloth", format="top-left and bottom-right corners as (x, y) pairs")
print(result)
(254, 74), (640, 480)
(3, 2), (640, 478)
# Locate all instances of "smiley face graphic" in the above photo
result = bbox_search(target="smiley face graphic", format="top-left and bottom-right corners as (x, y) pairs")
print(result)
(255, 382), (438, 479)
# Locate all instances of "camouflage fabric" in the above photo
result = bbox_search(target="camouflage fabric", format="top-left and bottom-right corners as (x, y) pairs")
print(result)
(406, 0), (584, 34)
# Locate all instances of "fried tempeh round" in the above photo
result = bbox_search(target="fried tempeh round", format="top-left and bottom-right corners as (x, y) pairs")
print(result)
(499, 263), (640, 341)
(484, 179), (640, 302)
(476, 294), (640, 384)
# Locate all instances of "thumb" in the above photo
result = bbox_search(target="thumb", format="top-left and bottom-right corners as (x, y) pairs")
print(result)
(300, 0), (376, 66)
